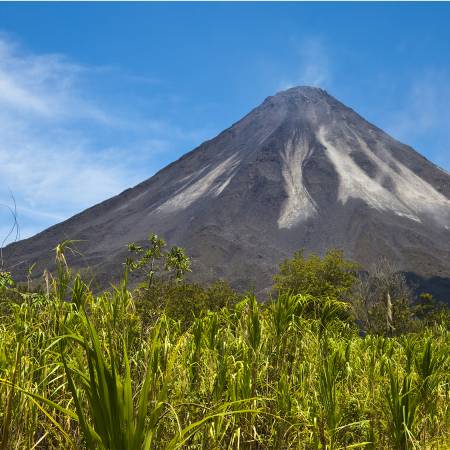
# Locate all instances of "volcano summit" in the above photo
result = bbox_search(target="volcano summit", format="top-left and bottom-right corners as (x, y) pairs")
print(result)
(4, 86), (450, 295)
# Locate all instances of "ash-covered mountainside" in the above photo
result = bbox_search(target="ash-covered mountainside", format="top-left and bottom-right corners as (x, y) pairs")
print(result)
(4, 86), (450, 295)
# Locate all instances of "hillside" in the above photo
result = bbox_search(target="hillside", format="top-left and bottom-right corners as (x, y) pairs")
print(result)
(4, 86), (450, 296)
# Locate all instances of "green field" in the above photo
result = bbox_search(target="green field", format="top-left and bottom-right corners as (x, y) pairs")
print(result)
(0, 241), (449, 449)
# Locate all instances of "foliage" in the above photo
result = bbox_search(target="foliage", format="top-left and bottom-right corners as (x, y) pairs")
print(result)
(0, 241), (449, 449)
(414, 293), (450, 328)
(125, 233), (191, 288)
(351, 258), (450, 335)
(134, 279), (240, 328)
(273, 249), (359, 301)
(351, 258), (411, 335)
(0, 271), (14, 289)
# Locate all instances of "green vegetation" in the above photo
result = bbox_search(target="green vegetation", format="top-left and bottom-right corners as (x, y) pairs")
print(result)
(0, 242), (449, 449)
(274, 249), (358, 301)
(126, 233), (191, 289)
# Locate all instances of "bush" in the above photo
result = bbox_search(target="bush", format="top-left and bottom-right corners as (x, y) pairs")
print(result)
(133, 279), (241, 328)
(273, 249), (359, 300)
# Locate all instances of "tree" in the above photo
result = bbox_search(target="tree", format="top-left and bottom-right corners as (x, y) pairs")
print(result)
(134, 279), (240, 328)
(414, 292), (450, 328)
(351, 257), (414, 335)
(273, 249), (359, 301)
(125, 233), (191, 288)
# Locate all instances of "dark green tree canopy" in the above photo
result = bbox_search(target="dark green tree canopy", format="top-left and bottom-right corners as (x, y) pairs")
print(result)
(273, 249), (359, 300)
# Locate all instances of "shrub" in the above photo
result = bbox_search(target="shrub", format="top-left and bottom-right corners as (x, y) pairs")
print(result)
(273, 249), (359, 300)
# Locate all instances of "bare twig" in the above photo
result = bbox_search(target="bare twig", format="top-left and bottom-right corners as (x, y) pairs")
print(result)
(0, 190), (20, 269)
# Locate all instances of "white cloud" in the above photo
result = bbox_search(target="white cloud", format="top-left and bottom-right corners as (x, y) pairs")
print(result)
(281, 37), (331, 90)
(0, 113), (137, 242)
(0, 36), (206, 244)
(385, 70), (450, 172)
(0, 36), (109, 122)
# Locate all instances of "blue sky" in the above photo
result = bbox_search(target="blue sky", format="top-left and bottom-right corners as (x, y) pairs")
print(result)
(1, 2), (450, 242)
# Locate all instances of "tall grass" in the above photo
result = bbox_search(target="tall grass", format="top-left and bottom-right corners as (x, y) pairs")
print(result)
(0, 262), (449, 448)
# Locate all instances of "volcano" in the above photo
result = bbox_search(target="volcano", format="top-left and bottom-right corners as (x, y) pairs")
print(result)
(4, 86), (450, 297)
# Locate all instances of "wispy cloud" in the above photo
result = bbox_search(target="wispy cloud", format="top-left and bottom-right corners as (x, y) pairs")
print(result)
(0, 35), (207, 243)
(0, 35), (112, 122)
(280, 37), (332, 90)
(385, 70), (450, 172)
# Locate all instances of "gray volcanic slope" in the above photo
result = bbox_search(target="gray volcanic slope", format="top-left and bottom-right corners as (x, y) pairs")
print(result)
(4, 87), (450, 295)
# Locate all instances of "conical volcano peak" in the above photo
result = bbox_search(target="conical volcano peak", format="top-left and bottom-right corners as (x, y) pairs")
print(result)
(4, 86), (450, 298)
(276, 85), (328, 99)
(263, 85), (332, 107)
(255, 85), (349, 130)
